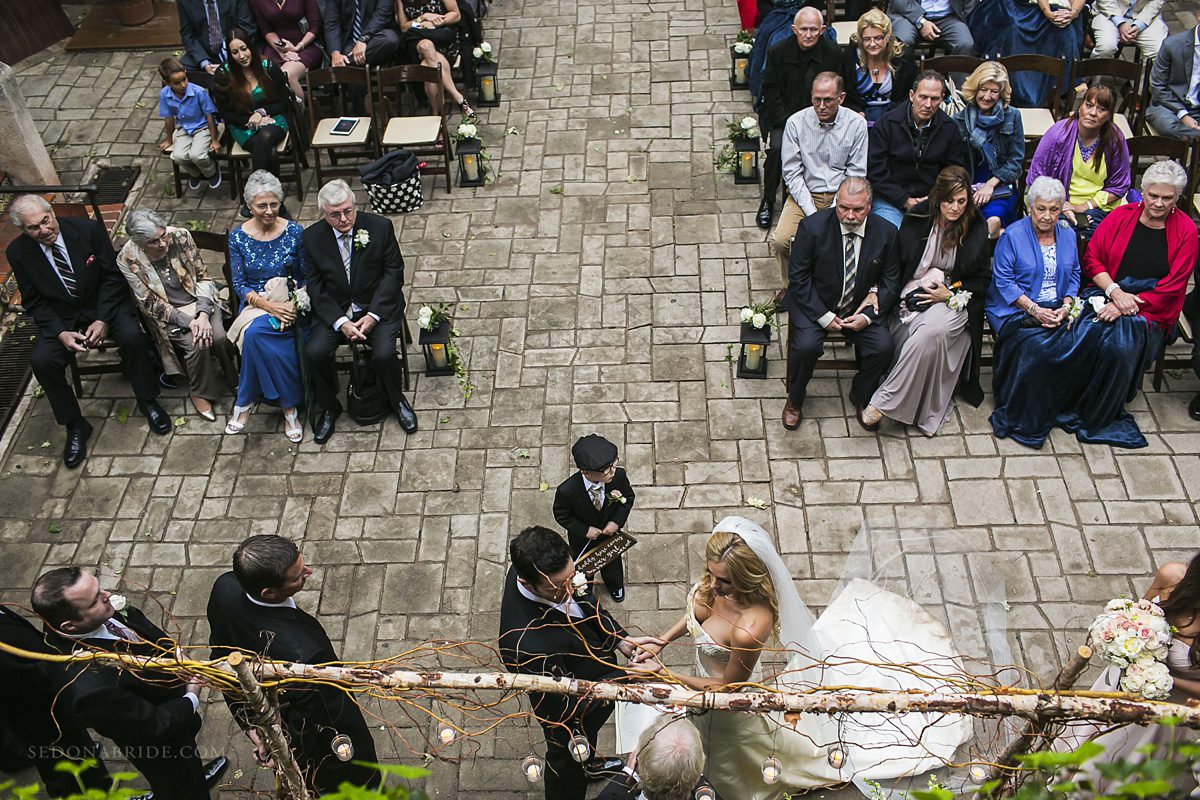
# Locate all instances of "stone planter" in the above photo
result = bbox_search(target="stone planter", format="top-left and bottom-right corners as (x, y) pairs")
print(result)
(104, 0), (156, 27)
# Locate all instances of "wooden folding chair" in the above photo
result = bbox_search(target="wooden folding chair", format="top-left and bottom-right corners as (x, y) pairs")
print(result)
(998, 55), (1066, 139)
(162, 71), (236, 201)
(1068, 58), (1143, 139)
(374, 64), (454, 194)
(305, 66), (380, 187)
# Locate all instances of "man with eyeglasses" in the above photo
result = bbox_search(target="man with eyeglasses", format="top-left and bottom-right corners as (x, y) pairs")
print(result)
(302, 179), (416, 443)
(553, 434), (636, 603)
(770, 71), (868, 295)
(756, 7), (863, 230)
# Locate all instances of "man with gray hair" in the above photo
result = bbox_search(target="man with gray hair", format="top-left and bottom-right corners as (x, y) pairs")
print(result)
(6, 196), (170, 468)
(595, 716), (711, 800)
(302, 179), (415, 442)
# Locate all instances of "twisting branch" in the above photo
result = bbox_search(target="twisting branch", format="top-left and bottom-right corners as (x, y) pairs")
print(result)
(227, 652), (310, 800)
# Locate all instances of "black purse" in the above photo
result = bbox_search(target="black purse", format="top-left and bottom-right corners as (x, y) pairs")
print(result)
(346, 343), (389, 425)
(401, 25), (456, 47)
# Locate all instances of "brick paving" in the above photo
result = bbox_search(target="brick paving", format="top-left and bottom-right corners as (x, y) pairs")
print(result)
(2, 1), (1199, 797)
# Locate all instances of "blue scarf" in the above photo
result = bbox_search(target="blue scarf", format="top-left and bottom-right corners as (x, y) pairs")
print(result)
(964, 103), (1005, 171)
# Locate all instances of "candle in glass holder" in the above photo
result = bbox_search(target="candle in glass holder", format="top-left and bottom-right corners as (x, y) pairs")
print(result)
(738, 151), (754, 179)
(744, 343), (763, 371)
(481, 75), (497, 103)
(522, 756), (543, 782)
(695, 787), (716, 800)
(734, 57), (749, 85)
(568, 734), (590, 763)
(331, 734), (354, 761)
(761, 756), (781, 784)
(438, 726), (456, 745)
(430, 342), (449, 369)
(462, 153), (480, 183)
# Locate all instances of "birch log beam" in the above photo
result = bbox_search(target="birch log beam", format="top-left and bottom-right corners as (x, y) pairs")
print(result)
(227, 652), (310, 800)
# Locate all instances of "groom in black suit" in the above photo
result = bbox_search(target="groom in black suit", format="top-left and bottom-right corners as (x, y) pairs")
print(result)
(7, 196), (171, 468)
(499, 526), (659, 800)
(303, 179), (416, 443)
(553, 434), (635, 602)
(32, 567), (226, 800)
(782, 177), (900, 431)
(207, 534), (381, 794)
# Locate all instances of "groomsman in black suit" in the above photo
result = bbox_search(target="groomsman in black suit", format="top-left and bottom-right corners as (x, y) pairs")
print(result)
(781, 176), (900, 431)
(303, 179), (416, 443)
(206, 535), (382, 794)
(499, 526), (660, 800)
(7, 196), (171, 468)
(553, 435), (635, 602)
(0, 605), (110, 796)
(32, 567), (227, 800)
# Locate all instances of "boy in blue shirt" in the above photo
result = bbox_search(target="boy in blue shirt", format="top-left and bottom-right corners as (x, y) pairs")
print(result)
(157, 58), (221, 191)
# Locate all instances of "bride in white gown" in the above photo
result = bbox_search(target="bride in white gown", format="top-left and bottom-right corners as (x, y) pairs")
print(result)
(630, 516), (972, 800)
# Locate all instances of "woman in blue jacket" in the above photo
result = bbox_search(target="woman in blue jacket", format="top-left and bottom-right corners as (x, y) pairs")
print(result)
(954, 62), (1025, 240)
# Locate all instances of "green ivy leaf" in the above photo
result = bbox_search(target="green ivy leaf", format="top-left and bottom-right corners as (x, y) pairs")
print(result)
(115, 407), (130, 424)
(173, 416), (187, 427)
(549, 186), (563, 194)
(48, 522), (62, 534)
(504, 126), (520, 136)
(517, 449), (530, 458)
(553, 82), (565, 91)
(539, 481), (549, 492)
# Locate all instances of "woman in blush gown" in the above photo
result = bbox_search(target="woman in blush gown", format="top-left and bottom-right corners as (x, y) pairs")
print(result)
(631, 517), (972, 800)
(1057, 553), (1200, 793)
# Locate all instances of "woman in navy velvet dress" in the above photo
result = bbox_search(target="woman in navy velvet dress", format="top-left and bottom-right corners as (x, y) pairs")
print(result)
(226, 170), (306, 443)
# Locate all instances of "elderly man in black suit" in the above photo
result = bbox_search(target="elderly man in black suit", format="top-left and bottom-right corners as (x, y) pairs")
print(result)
(177, 0), (259, 72)
(32, 567), (227, 800)
(0, 605), (110, 797)
(207, 535), (382, 795)
(303, 179), (415, 443)
(7, 196), (171, 468)
(782, 176), (900, 432)
(552, 434), (635, 603)
(499, 526), (661, 800)
(318, 0), (402, 66)
(594, 716), (714, 800)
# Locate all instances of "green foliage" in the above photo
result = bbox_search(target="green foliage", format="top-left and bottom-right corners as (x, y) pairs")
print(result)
(316, 763), (431, 800)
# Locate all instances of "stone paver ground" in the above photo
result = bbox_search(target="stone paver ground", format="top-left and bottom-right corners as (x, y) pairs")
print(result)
(2, 1), (1200, 797)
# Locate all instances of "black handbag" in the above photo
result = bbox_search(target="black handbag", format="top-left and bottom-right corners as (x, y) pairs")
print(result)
(346, 343), (389, 425)
(359, 148), (423, 213)
(401, 26), (456, 46)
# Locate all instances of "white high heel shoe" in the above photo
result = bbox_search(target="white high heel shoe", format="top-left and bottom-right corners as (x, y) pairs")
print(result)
(225, 404), (252, 434)
(283, 409), (303, 443)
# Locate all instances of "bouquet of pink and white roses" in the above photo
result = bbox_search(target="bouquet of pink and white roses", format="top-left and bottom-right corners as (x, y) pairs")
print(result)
(1087, 597), (1175, 699)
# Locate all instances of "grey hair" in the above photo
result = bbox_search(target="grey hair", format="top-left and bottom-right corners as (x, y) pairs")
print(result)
(1026, 175), (1066, 207)
(317, 179), (354, 211)
(9, 194), (52, 228)
(125, 208), (169, 246)
(243, 169), (285, 206)
(636, 716), (705, 800)
(795, 6), (824, 25)
(838, 175), (873, 201)
(1141, 159), (1188, 196)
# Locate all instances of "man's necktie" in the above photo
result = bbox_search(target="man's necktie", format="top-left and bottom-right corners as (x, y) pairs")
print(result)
(205, 0), (224, 59)
(837, 231), (857, 314)
(50, 244), (78, 298)
(589, 486), (603, 511)
(339, 233), (352, 281)
(104, 620), (138, 642)
(351, 0), (364, 44)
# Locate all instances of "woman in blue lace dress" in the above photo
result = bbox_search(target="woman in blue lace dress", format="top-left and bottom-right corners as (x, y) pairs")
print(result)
(226, 170), (306, 442)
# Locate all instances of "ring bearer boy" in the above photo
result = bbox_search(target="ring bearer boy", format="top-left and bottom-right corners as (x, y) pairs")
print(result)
(553, 434), (635, 602)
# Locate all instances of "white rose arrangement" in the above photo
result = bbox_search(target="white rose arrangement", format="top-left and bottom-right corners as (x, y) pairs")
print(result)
(455, 122), (479, 141)
(353, 229), (370, 250)
(733, 41), (753, 54)
(416, 303), (475, 399)
(472, 41), (496, 62)
(738, 116), (760, 139)
(290, 286), (311, 314)
(945, 289), (972, 312)
(1088, 596), (1175, 699)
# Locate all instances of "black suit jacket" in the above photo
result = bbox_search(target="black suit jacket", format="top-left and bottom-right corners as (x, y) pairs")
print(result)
(303, 212), (406, 330)
(44, 607), (201, 749)
(552, 469), (635, 557)
(498, 566), (627, 724)
(177, 0), (259, 69)
(8, 217), (133, 339)
(759, 35), (863, 133)
(317, 0), (396, 55)
(784, 207), (900, 325)
(206, 572), (379, 793)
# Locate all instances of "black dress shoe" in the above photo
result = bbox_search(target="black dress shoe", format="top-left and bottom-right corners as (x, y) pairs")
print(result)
(755, 198), (774, 229)
(1189, 393), (1200, 422)
(139, 401), (172, 435)
(313, 410), (336, 444)
(608, 586), (625, 603)
(584, 756), (624, 781)
(203, 755), (230, 788)
(63, 420), (93, 469)
(396, 395), (418, 433)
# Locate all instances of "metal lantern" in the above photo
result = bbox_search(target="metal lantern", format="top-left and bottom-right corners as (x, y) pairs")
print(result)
(729, 44), (750, 89)
(419, 320), (455, 376)
(737, 321), (770, 379)
(456, 137), (486, 187)
(475, 59), (501, 107)
(732, 136), (760, 184)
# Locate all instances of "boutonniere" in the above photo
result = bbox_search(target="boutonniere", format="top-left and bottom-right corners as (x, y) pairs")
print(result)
(353, 229), (370, 250)
(571, 573), (589, 598)
(109, 593), (130, 622)
(606, 490), (627, 506)
(85, 255), (95, 267)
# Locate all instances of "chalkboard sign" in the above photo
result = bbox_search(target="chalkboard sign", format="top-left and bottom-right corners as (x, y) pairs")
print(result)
(575, 531), (637, 575)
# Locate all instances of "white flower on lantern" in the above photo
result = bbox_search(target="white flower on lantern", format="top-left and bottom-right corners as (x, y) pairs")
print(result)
(109, 594), (128, 612)
(740, 116), (757, 131)
(417, 305), (434, 330)
(480, 42), (493, 53)
(472, 46), (484, 59)
(751, 312), (768, 329)
(457, 122), (478, 139)
(739, 307), (754, 323)
(733, 41), (753, 54)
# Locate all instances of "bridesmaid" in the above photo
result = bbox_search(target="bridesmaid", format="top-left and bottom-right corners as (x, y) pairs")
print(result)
(249, 0), (323, 99)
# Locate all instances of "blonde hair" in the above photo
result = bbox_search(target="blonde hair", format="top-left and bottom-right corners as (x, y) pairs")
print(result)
(696, 530), (780, 640)
(853, 9), (905, 63)
(960, 61), (1012, 106)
